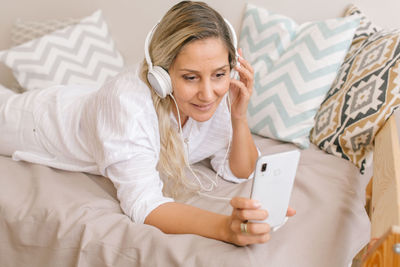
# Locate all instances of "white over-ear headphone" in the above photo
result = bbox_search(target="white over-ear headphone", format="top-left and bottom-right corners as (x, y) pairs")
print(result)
(144, 18), (239, 99)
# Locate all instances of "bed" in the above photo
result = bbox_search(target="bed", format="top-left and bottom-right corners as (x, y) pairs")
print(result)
(0, 1), (399, 266)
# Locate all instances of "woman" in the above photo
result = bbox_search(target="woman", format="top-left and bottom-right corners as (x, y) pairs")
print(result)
(0, 1), (295, 246)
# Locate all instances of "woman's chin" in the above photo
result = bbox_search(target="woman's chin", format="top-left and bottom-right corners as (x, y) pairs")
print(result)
(189, 109), (215, 122)
(191, 114), (213, 122)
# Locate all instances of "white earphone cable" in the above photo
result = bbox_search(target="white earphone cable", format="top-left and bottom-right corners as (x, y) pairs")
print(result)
(169, 92), (232, 199)
(197, 92), (232, 201)
(169, 94), (215, 192)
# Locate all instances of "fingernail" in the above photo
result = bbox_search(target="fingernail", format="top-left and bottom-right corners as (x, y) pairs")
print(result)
(253, 200), (261, 208)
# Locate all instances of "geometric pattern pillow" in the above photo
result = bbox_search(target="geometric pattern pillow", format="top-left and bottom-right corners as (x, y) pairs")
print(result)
(11, 17), (80, 46)
(346, 5), (382, 40)
(310, 6), (400, 172)
(239, 4), (360, 148)
(0, 10), (124, 91)
(343, 5), (382, 55)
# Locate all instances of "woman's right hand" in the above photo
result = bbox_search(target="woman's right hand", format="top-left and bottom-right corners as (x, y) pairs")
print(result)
(223, 197), (271, 246)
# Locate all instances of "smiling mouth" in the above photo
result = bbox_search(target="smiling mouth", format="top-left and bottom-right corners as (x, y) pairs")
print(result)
(192, 102), (214, 111)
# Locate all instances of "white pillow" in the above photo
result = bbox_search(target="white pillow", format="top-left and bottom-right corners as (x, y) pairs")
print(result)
(11, 17), (80, 46)
(239, 4), (360, 148)
(0, 10), (124, 91)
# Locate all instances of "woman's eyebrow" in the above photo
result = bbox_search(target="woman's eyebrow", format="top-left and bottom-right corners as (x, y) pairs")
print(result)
(178, 64), (230, 73)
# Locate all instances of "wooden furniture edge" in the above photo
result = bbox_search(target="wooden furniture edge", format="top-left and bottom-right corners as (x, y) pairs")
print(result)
(362, 225), (400, 266)
(361, 114), (400, 266)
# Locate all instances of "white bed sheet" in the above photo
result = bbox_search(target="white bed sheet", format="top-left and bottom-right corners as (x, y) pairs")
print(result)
(0, 135), (370, 267)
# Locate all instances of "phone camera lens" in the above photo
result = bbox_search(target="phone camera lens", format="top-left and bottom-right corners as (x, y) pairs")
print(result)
(261, 163), (267, 172)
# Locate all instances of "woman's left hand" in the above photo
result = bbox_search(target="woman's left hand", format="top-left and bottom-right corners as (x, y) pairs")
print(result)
(229, 48), (254, 121)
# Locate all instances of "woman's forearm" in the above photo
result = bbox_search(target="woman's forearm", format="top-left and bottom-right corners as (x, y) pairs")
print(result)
(144, 202), (230, 242)
(229, 117), (258, 178)
(144, 198), (275, 247)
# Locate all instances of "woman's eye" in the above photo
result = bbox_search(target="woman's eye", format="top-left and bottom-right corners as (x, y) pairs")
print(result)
(183, 75), (196, 81)
(216, 72), (226, 78)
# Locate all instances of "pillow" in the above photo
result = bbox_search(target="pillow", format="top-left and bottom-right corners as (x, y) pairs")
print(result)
(0, 10), (124, 91)
(310, 5), (400, 172)
(11, 17), (79, 46)
(239, 4), (360, 148)
(344, 5), (382, 45)
(342, 5), (382, 57)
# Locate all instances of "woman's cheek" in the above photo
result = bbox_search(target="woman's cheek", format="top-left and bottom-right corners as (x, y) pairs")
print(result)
(174, 82), (198, 102)
(217, 79), (230, 95)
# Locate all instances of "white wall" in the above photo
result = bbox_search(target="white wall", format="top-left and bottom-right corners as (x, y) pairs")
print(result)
(1, 0), (399, 88)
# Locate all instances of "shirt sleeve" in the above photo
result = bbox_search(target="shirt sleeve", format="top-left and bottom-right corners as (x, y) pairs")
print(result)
(105, 155), (174, 225)
(84, 70), (173, 224)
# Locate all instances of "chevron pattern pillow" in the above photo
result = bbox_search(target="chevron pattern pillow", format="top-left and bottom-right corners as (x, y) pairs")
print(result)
(310, 6), (400, 172)
(239, 4), (360, 148)
(0, 10), (124, 91)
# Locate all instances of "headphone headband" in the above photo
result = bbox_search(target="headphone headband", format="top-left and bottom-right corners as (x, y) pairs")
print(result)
(144, 22), (159, 71)
(223, 18), (238, 58)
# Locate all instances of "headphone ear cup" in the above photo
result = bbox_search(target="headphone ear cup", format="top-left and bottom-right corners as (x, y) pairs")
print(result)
(147, 66), (172, 98)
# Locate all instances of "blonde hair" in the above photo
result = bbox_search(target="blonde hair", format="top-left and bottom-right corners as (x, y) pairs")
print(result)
(140, 1), (237, 197)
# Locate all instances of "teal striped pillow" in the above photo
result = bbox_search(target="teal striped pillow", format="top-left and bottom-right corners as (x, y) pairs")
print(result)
(240, 4), (360, 148)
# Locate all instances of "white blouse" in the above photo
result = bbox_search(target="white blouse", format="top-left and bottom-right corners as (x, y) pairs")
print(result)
(10, 66), (249, 224)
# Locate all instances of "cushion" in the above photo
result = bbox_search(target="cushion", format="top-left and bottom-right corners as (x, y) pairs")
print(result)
(310, 5), (400, 172)
(0, 10), (124, 91)
(344, 5), (382, 46)
(11, 17), (79, 46)
(239, 4), (360, 148)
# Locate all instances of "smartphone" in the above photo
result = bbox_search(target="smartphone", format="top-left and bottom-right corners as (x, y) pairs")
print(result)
(250, 150), (300, 230)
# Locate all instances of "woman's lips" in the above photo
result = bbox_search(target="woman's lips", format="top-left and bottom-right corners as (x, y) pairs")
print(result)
(191, 102), (214, 111)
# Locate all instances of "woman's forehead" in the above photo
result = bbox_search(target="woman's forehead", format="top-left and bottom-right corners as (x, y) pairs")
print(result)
(172, 37), (229, 70)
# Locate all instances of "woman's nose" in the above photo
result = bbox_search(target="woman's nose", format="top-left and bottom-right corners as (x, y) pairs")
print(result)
(198, 79), (214, 101)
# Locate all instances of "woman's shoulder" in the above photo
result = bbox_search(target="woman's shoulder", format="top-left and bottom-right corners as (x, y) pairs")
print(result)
(82, 64), (159, 138)
(106, 64), (150, 96)
(96, 64), (155, 112)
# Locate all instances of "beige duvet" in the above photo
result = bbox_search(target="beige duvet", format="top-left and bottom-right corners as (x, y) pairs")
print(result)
(0, 135), (370, 267)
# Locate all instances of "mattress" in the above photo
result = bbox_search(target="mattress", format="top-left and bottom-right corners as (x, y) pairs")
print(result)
(0, 135), (370, 267)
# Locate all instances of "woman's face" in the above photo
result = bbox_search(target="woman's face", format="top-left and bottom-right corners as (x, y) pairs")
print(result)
(169, 37), (231, 125)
